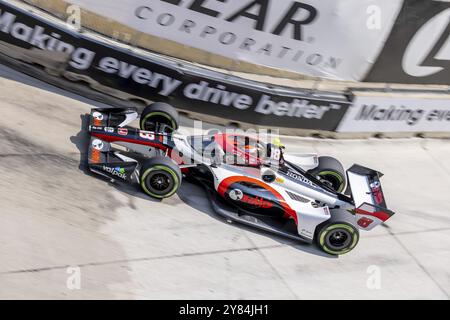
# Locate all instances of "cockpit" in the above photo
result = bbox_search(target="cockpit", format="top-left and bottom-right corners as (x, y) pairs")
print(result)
(188, 133), (281, 167)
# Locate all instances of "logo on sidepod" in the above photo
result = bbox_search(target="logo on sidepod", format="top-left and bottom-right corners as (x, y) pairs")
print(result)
(229, 189), (244, 201)
(229, 189), (273, 209)
(103, 166), (127, 179)
(242, 195), (273, 209)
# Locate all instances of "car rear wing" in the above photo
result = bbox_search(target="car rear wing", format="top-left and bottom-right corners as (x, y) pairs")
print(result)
(347, 164), (395, 230)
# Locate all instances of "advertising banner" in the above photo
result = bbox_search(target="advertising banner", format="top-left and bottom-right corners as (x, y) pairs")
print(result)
(64, 0), (402, 81)
(337, 94), (450, 133)
(0, 1), (350, 131)
(365, 0), (450, 85)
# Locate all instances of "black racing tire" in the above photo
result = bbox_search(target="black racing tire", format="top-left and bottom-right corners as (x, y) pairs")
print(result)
(140, 102), (179, 133)
(315, 209), (359, 255)
(139, 157), (182, 199)
(309, 156), (346, 193)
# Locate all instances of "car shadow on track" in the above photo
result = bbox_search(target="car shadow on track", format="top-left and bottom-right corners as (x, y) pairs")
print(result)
(176, 181), (336, 259)
(70, 114), (335, 258)
(69, 113), (162, 203)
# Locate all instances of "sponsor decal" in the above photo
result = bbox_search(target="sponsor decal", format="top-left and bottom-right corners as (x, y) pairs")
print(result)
(228, 188), (273, 208)
(229, 188), (244, 201)
(0, 2), (350, 130)
(118, 128), (128, 135)
(365, 0), (450, 84)
(92, 111), (104, 120)
(240, 195), (273, 209)
(284, 169), (315, 187)
(139, 131), (156, 140)
(357, 216), (374, 228)
(92, 111), (104, 126)
(91, 139), (104, 151)
(218, 176), (297, 221)
(369, 181), (384, 205)
(355, 203), (394, 229)
(104, 127), (114, 133)
(275, 177), (285, 183)
(299, 228), (313, 238)
(102, 166), (127, 179)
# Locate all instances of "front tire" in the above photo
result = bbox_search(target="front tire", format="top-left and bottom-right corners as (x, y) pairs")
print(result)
(140, 157), (182, 199)
(140, 102), (179, 133)
(315, 209), (359, 255)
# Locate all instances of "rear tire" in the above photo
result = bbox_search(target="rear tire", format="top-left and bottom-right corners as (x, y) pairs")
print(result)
(309, 156), (346, 193)
(140, 102), (179, 133)
(315, 209), (359, 255)
(140, 157), (182, 199)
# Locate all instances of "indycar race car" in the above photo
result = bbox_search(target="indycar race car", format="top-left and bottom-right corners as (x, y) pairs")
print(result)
(87, 103), (395, 255)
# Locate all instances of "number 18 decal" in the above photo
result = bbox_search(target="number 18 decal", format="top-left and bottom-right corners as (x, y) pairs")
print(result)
(271, 148), (281, 161)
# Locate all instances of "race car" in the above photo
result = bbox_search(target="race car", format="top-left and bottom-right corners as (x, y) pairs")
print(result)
(87, 103), (395, 255)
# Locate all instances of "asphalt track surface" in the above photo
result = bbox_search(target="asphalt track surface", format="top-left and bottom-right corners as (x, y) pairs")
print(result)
(0, 64), (449, 299)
